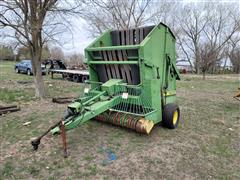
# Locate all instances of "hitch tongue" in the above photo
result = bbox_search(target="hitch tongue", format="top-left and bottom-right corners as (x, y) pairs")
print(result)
(30, 109), (73, 151)
(60, 120), (68, 158)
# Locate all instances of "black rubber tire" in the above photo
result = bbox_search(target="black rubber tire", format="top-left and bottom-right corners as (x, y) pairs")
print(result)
(162, 103), (180, 129)
(15, 68), (19, 73)
(27, 69), (31, 76)
(72, 74), (80, 83)
(81, 75), (88, 83)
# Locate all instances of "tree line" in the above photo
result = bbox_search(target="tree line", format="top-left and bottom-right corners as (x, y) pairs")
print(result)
(0, 0), (239, 98)
(80, 0), (240, 78)
(0, 44), (84, 68)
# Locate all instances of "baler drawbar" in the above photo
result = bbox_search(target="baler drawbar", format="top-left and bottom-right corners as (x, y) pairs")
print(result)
(31, 23), (181, 157)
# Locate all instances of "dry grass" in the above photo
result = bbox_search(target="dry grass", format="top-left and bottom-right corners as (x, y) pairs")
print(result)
(0, 61), (240, 179)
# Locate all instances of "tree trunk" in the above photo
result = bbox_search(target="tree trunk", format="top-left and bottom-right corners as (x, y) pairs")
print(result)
(222, 58), (227, 74)
(232, 61), (240, 74)
(32, 54), (46, 99)
(202, 71), (206, 80)
(195, 61), (200, 74)
(195, 45), (200, 74)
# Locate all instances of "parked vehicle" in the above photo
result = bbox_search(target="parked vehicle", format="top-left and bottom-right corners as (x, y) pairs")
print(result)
(15, 60), (46, 75)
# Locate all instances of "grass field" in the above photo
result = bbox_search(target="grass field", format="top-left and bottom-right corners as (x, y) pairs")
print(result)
(0, 60), (240, 179)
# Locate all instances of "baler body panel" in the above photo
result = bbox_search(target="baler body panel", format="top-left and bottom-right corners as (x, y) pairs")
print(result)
(84, 23), (179, 124)
(52, 23), (180, 134)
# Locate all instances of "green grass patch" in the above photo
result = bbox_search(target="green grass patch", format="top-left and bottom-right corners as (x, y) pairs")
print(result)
(0, 89), (34, 103)
(1, 161), (14, 177)
(1, 60), (240, 179)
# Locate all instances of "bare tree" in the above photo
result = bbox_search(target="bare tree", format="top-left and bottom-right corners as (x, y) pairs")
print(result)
(80, 1), (240, 78)
(177, 3), (208, 74)
(177, 2), (240, 77)
(227, 37), (240, 73)
(65, 52), (85, 69)
(50, 46), (64, 60)
(81, 0), (153, 36)
(41, 45), (50, 60)
(0, 0), (81, 98)
(0, 44), (14, 60)
(17, 45), (50, 60)
(199, 3), (240, 79)
(17, 46), (31, 60)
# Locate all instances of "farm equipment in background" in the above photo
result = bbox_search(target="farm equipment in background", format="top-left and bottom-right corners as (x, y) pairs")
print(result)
(44, 59), (67, 70)
(44, 59), (89, 83)
(31, 23), (181, 157)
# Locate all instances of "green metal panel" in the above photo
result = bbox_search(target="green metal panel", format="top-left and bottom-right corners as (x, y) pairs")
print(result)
(83, 23), (180, 123)
(52, 97), (120, 133)
(88, 61), (138, 65)
(87, 45), (140, 51)
(86, 30), (112, 48)
(53, 23), (180, 134)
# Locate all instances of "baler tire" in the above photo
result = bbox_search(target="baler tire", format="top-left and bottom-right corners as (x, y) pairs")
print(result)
(162, 103), (180, 129)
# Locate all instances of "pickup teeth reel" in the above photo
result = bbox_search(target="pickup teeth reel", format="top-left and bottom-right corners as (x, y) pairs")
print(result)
(95, 111), (154, 134)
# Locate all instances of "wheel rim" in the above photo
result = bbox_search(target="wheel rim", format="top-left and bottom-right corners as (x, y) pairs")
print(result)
(27, 70), (30, 75)
(16, 68), (18, 73)
(173, 110), (178, 125)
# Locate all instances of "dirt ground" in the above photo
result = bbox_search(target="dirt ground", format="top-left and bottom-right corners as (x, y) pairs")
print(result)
(0, 61), (240, 179)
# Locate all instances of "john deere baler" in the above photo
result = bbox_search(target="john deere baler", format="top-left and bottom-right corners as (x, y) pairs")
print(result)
(32, 23), (181, 154)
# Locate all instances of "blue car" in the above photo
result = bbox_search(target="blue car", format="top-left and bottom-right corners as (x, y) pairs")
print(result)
(15, 60), (46, 75)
